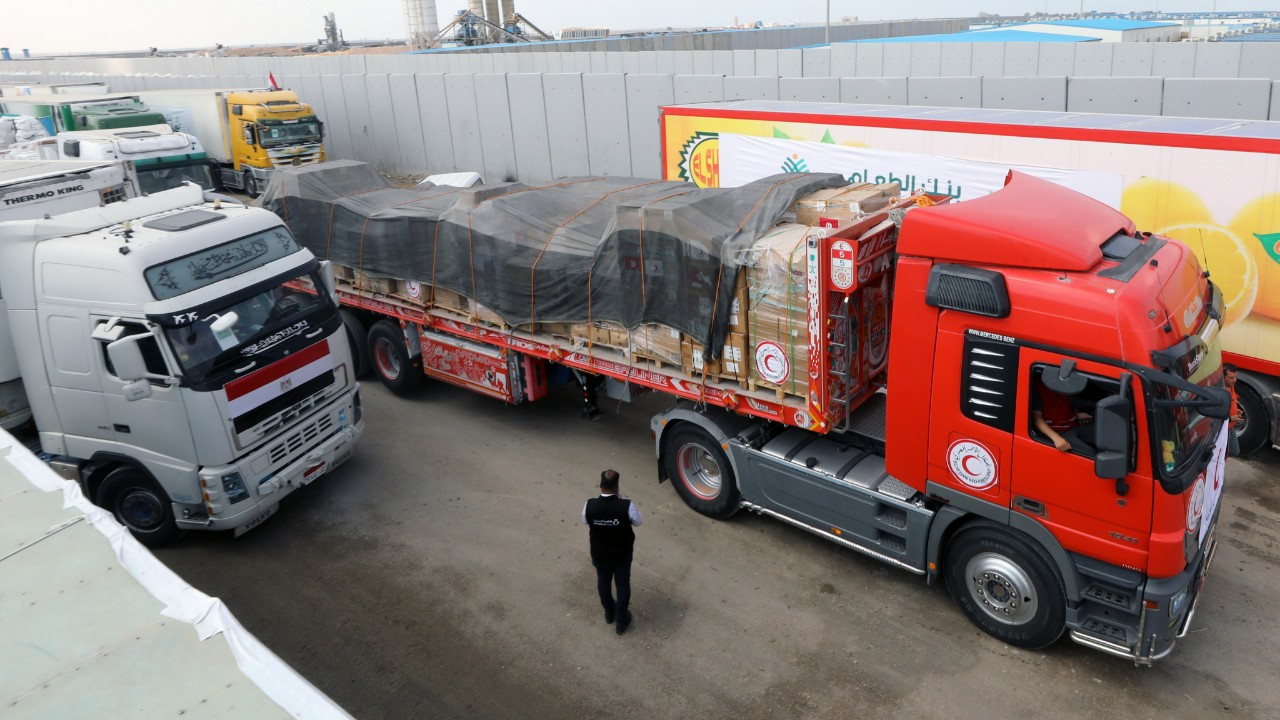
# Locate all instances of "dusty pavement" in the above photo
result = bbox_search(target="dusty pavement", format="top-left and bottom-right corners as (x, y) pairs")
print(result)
(154, 381), (1280, 720)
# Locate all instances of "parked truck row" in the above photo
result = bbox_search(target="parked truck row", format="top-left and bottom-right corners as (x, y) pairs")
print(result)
(0, 86), (326, 196)
(261, 158), (1231, 664)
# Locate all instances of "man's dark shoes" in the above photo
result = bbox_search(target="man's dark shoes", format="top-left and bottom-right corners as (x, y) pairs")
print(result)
(615, 611), (631, 635)
(604, 607), (615, 624)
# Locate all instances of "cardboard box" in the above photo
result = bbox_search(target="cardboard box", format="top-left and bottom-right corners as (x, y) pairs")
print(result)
(794, 185), (883, 227)
(588, 322), (629, 348)
(432, 287), (470, 313)
(473, 303), (507, 327)
(629, 324), (683, 366)
(332, 263), (356, 281)
(682, 338), (721, 378)
(354, 271), (396, 295)
(875, 181), (901, 197)
(718, 332), (750, 381)
(728, 272), (749, 332)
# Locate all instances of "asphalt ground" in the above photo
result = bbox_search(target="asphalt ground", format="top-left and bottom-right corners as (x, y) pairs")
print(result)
(146, 379), (1280, 720)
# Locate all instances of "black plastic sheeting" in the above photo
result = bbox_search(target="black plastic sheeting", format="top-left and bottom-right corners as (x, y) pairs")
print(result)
(258, 160), (844, 353)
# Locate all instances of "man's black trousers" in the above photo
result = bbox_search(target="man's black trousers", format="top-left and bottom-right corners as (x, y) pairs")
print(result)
(594, 559), (631, 616)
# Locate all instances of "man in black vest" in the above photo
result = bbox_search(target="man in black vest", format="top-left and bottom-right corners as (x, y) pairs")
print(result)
(582, 469), (644, 634)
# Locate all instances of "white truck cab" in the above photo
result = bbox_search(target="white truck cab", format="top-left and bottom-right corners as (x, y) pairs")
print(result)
(0, 181), (362, 544)
(7, 125), (215, 193)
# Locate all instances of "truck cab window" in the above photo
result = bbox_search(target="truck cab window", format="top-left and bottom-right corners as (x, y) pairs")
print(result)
(1029, 364), (1121, 458)
(99, 321), (169, 379)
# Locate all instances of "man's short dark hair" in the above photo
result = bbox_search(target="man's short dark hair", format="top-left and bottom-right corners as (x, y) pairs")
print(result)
(600, 469), (620, 491)
(1223, 363), (1238, 373)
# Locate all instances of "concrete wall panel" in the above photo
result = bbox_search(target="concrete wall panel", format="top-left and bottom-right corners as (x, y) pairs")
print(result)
(415, 74), (455, 172)
(755, 50), (779, 77)
(506, 74), (553, 181)
(778, 49), (803, 78)
(692, 51), (715, 75)
(340, 74), (374, 162)
(981, 76), (1067, 111)
(1164, 78), (1271, 120)
(909, 43), (942, 78)
(1073, 43), (1113, 77)
(831, 43), (857, 77)
(780, 77), (840, 102)
(840, 77), (908, 105)
(712, 50), (734, 76)
(1194, 43), (1243, 79)
(724, 76), (779, 100)
(542, 73), (590, 177)
(625, 75), (674, 179)
(908, 76), (981, 108)
(1067, 77), (1164, 115)
(733, 49), (755, 76)
(474, 74), (519, 182)
(803, 48), (831, 77)
(1003, 43), (1038, 77)
(855, 44), (884, 77)
(443, 74), (485, 176)
(1152, 44), (1196, 79)
(583, 74), (632, 176)
(1111, 43), (1153, 76)
(883, 44), (912, 77)
(1037, 43), (1076, 76)
(1242, 44), (1280, 80)
(388, 74), (427, 174)
(674, 75), (725, 104)
(363, 74), (403, 173)
(971, 43), (1005, 77)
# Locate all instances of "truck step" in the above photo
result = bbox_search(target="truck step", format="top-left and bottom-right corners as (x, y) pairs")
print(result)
(845, 392), (887, 444)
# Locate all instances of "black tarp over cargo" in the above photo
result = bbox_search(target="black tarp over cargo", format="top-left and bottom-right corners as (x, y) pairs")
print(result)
(258, 160), (844, 353)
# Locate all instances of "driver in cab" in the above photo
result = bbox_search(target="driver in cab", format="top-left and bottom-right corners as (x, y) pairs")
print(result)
(1032, 376), (1096, 454)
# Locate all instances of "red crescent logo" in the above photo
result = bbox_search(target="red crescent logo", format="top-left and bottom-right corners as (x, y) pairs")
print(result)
(763, 355), (780, 373)
(961, 455), (982, 476)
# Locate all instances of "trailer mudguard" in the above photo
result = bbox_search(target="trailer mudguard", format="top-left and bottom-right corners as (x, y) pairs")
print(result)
(650, 401), (758, 483)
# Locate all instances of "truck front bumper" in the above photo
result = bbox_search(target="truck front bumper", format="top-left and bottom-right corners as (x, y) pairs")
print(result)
(1068, 510), (1220, 665)
(175, 391), (363, 534)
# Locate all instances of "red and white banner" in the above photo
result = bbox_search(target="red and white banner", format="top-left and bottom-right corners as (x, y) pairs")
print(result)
(225, 340), (333, 422)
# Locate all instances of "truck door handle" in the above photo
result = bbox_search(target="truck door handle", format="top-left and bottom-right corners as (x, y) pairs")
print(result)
(1014, 496), (1046, 516)
(305, 327), (324, 339)
(233, 361), (257, 374)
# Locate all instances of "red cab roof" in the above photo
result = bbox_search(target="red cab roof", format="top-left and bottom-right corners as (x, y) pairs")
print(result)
(898, 171), (1135, 271)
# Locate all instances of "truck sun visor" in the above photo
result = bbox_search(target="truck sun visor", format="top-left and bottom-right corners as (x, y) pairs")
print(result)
(257, 160), (845, 350)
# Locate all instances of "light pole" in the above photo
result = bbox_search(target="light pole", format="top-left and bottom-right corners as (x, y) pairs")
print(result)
(825, 0), (830, 44)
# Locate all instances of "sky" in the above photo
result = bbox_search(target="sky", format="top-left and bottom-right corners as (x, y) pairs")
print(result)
(3, 1), (1277, 54)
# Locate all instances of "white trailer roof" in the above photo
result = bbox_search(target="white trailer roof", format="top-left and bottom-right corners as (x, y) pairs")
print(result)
(0, 432), (351, 719)
(0, 159), (118, 186)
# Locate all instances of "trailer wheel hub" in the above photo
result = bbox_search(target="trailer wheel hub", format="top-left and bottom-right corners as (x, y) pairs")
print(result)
(676, 443), (722, 500)
(966, 552), (1037, 625)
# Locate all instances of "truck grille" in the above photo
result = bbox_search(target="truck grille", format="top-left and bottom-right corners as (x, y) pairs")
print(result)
(269, 154), (323, 169)
(268, 413), (334, 465)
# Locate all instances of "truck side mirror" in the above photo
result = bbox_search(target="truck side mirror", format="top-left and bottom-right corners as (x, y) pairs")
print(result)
(63, 138), (80, 157)
(1198, 386), (1233, 420)
(1093, 395), (1132, 490)
(318, 260), (338, 302)
(107, 336), (148, 381)
(1040, 359), (1088, 396)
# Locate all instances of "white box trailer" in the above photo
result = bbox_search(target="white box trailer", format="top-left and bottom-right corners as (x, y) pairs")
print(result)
(0, 160), (138, 431)
(661, 100), (1280, 455)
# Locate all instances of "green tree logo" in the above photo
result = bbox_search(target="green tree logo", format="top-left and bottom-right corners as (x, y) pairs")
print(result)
(781, 154), (808, 174)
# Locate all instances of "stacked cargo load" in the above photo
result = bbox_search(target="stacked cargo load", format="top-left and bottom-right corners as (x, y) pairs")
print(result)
(261, 161), (919, 421)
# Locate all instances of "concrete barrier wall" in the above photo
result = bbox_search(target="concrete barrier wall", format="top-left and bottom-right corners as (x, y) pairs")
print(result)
(3, 56), (1278, 182)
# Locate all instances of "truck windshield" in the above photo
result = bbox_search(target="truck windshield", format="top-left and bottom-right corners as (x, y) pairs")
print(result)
(1151, 332), (1223, 488)
(258, 121), (321, 148)
(162, 271), (330, 384)
(136, 163), (215, 194)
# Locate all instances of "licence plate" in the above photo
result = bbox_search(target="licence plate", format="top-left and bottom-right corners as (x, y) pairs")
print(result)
(302, 460), (327, 484)
(234, 505), (278, 538)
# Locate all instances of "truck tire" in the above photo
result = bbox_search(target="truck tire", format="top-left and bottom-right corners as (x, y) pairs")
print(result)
(242, 170), (259, 198)
(1233, 382), (1270, 457)
(662, 424), (740, 519)
(367, 320), (422, 396)
(340, 310), (370, 378)
(97, 467), (180, 548)
(944, 523), (1066, 650)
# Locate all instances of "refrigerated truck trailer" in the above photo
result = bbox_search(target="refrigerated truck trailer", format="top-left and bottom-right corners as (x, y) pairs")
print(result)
(275, 164), (1230, 663)
(660, 100), (1280, 456)
(139, 88), (326, 197)
(8, 124), (215, 192)
(0, 174), (362, 544)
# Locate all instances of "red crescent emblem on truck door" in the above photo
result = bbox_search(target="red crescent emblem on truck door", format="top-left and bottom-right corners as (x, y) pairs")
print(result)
(947, 439), (998, 490)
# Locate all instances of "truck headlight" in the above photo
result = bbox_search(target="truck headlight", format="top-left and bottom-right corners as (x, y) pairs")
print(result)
(1169, 588), (1189, 617)
(221, 472), (250, 504)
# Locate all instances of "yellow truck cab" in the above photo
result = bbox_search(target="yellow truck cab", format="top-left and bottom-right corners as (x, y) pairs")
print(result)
(139, 89), (326, 197)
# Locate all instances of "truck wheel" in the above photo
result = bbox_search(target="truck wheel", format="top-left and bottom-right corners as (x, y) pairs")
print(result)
(242, 171), (259, 198)
(944, 523), (1066, 650)
(340, 310), (370, 378)
(662, 424), (740, 519)
(367, 320), (422, 396)
(1233, 382), (1270, 457)
(97, 467), (179, 548)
